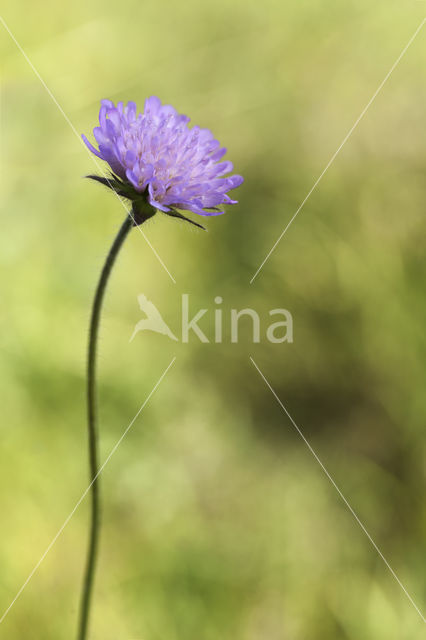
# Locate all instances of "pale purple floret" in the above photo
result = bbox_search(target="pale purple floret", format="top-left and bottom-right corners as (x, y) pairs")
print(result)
(82, 96), (243, 216)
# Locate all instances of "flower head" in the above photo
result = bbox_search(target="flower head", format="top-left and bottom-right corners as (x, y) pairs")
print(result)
(82, 97), (243, 220)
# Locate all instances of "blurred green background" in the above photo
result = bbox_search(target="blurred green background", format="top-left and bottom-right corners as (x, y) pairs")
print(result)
(1, 1), (425, 638)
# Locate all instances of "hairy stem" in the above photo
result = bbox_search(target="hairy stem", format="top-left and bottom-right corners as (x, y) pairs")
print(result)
(77, 213), (134, 640)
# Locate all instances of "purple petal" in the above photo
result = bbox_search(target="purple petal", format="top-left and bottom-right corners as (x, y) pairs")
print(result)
(144, 96), (162, 115)
(82, 134), (102, 158)
(126, 168), (143, 191)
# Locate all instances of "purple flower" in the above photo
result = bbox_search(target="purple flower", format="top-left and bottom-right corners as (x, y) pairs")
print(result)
(82, 97), (243, 218)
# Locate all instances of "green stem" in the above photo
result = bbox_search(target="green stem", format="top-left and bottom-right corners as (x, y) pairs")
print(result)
(77, 213), (134, 640)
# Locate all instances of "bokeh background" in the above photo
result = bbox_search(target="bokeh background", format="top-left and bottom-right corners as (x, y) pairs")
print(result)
(1, 1), (425, 638)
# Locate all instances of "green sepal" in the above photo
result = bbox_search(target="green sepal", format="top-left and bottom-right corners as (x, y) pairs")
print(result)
(164, 208), (206, 230)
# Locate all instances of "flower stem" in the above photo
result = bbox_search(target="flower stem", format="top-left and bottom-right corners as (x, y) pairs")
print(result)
(78, 213), (134, 640)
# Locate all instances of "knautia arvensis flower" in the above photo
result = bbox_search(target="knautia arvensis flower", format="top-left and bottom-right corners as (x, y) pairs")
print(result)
(77, 97), (243, 640)
(82, 96), (243, 227)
